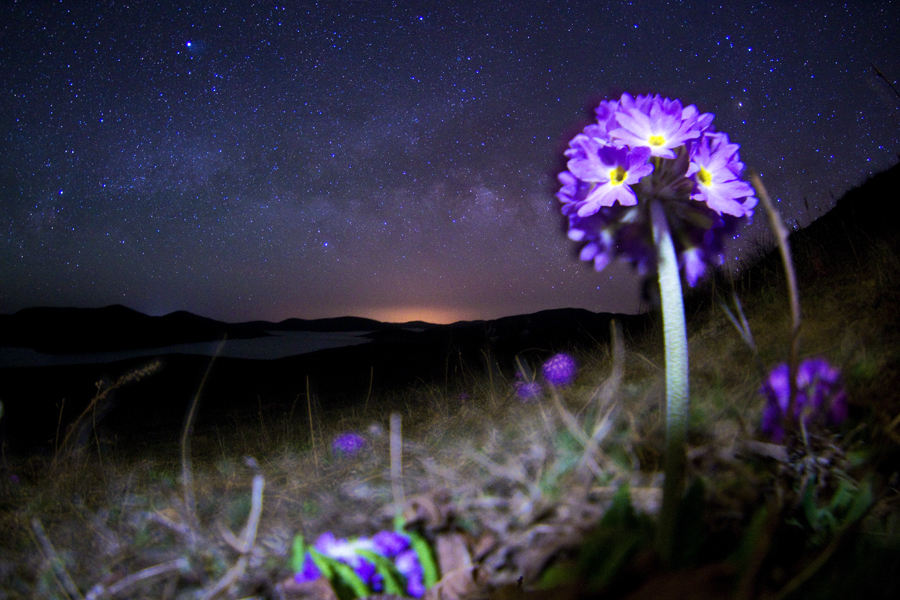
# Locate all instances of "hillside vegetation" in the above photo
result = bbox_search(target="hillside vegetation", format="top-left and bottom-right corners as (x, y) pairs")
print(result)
(1, 163), (899, 599)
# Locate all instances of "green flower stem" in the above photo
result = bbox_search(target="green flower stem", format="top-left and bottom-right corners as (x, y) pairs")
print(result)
(650, 199), (689, 565)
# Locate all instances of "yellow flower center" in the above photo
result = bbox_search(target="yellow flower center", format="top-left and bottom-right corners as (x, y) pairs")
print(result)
(609, 166), (627, 185)
(648, 135), (666, 147)
(697, 166), (712, 186)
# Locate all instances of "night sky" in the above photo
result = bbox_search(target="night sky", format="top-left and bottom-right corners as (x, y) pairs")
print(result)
(2, 1), (898, 325)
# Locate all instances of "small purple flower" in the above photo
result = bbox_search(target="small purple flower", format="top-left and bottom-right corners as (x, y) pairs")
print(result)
(514, 378), (543, 402)
(371, 530), (411, 558)
(304, 530), (426, 597)
(542, 353), (578, 387)
(396, 548), (426, 597)
(331, 432), (366, 457)
(294, 552), (322, 584)
(9, 474), (19, 484)
(372, 531), (426, 597)
(313, 532), (380, 588)
(760, 358), (848, 442)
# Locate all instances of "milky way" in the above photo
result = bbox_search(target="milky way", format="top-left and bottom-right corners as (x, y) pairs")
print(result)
(2, 1), (898, 324)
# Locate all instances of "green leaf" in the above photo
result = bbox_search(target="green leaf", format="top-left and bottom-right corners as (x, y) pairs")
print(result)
(842, 477), (873, 526)
(290, 535), (307, 574)
(733, 505), (770, 570)
(408, 531), (440, 589)
(357, 549), (407, 596)
(309, 550), (372, 600)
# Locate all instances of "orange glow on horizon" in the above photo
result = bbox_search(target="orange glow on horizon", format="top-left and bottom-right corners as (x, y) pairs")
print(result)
(361, 307), (482, 324)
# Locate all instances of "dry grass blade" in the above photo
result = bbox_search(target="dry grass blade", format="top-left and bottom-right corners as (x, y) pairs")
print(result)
(30, 517), (84, 600)
(391, 412), (405, 511)
(181, 338), (227, 546)
(86, 558), (189, 600)
(52, 361), (160, 468)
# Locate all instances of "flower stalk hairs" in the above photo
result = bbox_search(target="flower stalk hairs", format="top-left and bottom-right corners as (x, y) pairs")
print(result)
(556, 93), (757, 563)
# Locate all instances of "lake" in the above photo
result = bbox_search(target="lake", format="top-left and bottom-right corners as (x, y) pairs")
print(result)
(0, 330), (373, 368)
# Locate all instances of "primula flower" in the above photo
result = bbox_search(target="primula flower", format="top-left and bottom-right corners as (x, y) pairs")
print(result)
(760, 358), (848, 442)
(371, 532), (426, 597)
(313, 532), (379, 586)
(687, 131), (756, 217)
(297, 531), (427, 597)
(565, 136), (654, 213)
(542, 353), (578, 387)
(396, 549), (426, 597)
(556, 93), (757, 563)
(557, 93), (757, 287)
(331, 432), (366, 457)
(609, 93), (714, 159)
(293, 552), (322, 584)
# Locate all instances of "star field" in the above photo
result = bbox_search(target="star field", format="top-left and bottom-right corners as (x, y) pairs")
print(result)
(2, 1), (898, 324)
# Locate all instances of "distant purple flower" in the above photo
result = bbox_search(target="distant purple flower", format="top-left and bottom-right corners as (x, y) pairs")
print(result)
(760, 358), (848, 442)
(542, 353), (578, 387)
(557, 93), (757, 286)
(8, 474), (19, 484)
(514, 378), (543, 402)
(331, 432), (366, 457)
(294, 553), (322, 584)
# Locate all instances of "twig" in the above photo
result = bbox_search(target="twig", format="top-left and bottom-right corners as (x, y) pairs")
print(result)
(871, 63), (900, 104)
(363, 365), (374, 416)
(720, 292), (768, 377)
(750, 172), (802, 440)
(205, 460), (265, 599)
(307, 375), (318, 471)
(87, 558), (189, 600)
(391, 412), (405, 511)
(200, 556), (249, 600)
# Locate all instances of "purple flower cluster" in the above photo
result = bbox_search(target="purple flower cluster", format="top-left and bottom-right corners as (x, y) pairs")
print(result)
(331, 432), (366, 457)
(513, 375), (542, 402)
(542, 353), (578, 387)
(295, 531), (426, 597)
(760, 358), (848, 442)
(557, 93), (757, 286)
(513, 353), (578, 400)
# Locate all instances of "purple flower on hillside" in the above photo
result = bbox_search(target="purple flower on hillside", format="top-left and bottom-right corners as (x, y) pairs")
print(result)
(293, 552), (322, 584)
(760, 358), (848, 442)
(542, 353), (578, 387)
(514, 376), (543, 402)
(331, 432), (366, 457)
(557, 93), (757, 286)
